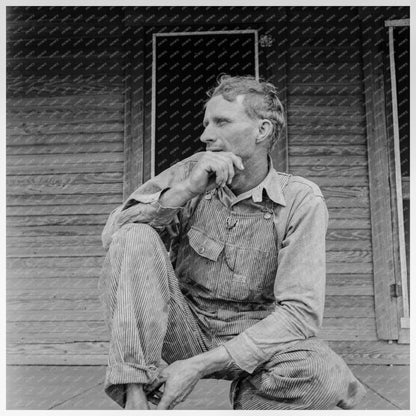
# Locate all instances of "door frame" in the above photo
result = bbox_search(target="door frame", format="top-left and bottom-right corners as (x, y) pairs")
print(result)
(151, 30), (260, 178)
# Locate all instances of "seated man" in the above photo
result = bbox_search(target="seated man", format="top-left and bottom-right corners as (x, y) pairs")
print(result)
(99, 75), (366, 410)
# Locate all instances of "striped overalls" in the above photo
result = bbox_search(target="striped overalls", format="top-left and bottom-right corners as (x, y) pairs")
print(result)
(99, 185), (366, 409)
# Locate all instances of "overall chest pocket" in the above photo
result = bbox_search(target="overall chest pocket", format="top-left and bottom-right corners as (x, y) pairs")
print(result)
(225, 245), (278, 302)
(185, 226), (225, 293)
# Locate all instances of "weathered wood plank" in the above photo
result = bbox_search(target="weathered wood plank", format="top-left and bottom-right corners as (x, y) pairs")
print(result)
(7, 194), (121, 206)
(8, 172), (123, 187)
(290, 156), (367, 166)
(326, 240), (371, 251)
(289, 96), (363, 108)
(7, 108), (123, 124)
(288, 8), (358, 23)
(8, 56), (123, 76)
(7, 75), (124, 98)
(7, 340), (409, 365)
(325, 197), (369, 208)
(7, 214), (109, 227)
(289, 114), (365, 126)
(328, 207), (369, 218)
(289, 134), (366, 146)
(7, 183), (122, 196)
(7, 142), (123, 155)
(7, 121), (124, 135)
(324, 296), (374, 318)
(326, 274), (373, 296)
(326, 229), (370, 240)
(290, 34), (360, 48)
(7, 204), (118, 216)
(7, 235), (102, 248)
(290, 165), (368, 178)
(328, 340), (409, 365)
(322, 186), (368, 201)
(7, 310), (104, 322)
(288, 84), (363, 97)
(7, 279), (100, 293)
(7, 162), (123, 175)
(7, 37), (123, 58)
(6, 353), (108, 365)
(319, 317), (377, 341)
(6, 225), (103, 237)
(7, 255), (103, 270)
(7, 267), (102, 279)
(289, 145), (367, 156)
(289, 70), (361, 84)
(326, 262), (373, 274)
(303, 176), (368, 187)
(7, 341), (109, 359)
(328, 218), (370, 230)
(7, 6), (122, 23)
(7, 132), (123, 146)
(289, 47), (361, 63)
(7, 245), (105, 258)
(7, 22), (124, 41)
(7, 94), (123, 108)
(6, 321), (108, 343)
(7, 297), (102, 310)
(326, 250), (372, 263)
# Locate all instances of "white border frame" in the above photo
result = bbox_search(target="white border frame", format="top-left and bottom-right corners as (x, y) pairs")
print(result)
(151, 30), (259, 177)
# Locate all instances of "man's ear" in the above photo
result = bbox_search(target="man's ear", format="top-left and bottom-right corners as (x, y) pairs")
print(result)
(256, 119), (273, 144)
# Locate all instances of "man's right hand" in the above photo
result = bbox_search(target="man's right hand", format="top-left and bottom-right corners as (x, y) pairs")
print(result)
(158, 151), (244, 210)
(183, 151), (245, 196)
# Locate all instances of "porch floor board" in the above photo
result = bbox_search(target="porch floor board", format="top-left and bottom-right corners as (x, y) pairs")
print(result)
(6, 364), (410, 410)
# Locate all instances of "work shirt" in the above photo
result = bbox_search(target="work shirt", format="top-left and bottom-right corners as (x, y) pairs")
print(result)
(102, 152), (328, 374)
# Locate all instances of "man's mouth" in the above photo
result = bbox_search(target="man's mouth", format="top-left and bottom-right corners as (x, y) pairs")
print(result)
(206, 148), (222, 152)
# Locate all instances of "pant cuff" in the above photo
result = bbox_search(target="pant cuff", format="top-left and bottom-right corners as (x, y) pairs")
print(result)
(104, 363), (159, 408)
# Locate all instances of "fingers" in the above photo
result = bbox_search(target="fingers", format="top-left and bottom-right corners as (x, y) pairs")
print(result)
(205, 151), (244, 188)
(143, 375), (165, 395)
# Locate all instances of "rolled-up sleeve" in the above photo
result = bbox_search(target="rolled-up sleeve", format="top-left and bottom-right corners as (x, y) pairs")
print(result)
(101, 156), (200, 250)
(223, 191), (328, 373)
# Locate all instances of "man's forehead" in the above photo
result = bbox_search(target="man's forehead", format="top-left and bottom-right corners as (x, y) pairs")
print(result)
(205, 94), (246, 111)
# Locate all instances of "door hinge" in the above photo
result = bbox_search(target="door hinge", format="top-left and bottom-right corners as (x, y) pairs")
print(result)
(390, 283), (402, 297)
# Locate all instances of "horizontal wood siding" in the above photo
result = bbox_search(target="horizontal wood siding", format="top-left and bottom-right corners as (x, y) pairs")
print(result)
(6, 7), (125, 364)
(286, 8), (376, 343)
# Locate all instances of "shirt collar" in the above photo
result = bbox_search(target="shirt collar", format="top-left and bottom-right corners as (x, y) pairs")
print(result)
(223, 156), (287, 207)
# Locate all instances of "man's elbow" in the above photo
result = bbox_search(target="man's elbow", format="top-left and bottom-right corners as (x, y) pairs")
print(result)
(277, 301), (322, 338)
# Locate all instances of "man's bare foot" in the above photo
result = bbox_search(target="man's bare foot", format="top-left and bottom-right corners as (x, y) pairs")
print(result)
(125, 383), (150, 410)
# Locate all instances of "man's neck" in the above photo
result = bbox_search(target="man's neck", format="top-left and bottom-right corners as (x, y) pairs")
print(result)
(230, 154), (269, 196)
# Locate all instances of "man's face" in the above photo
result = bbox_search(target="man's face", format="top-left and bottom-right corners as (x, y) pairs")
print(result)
(201, 94), (260, 160)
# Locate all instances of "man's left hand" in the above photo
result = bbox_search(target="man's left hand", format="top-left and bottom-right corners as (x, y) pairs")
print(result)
(146, 358), (202, 409)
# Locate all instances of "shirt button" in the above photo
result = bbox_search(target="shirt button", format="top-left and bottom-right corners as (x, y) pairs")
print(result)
(198, 247), (205, 254)
(205, 193), (212, 200)
(264, 212), (272, 219)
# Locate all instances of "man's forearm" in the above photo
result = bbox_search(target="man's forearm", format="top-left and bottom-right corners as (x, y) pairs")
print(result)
(190, 345), (234, 378)
(159, 179), (198, 208)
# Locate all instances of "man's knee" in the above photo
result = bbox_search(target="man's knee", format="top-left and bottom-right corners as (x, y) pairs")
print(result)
(112, 223), (163, 249)
(231, 347), (365, 410)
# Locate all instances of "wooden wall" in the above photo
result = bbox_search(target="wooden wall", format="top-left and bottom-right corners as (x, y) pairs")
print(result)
(6, 7), (125, 364)
(6, 6), (409, 366)
(286, 7), (375, 344)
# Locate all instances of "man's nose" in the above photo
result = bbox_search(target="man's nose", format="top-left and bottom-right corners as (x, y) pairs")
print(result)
(200, 126), (216, 143)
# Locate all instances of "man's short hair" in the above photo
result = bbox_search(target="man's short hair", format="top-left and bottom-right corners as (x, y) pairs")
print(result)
(206, 75), (285, 151)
